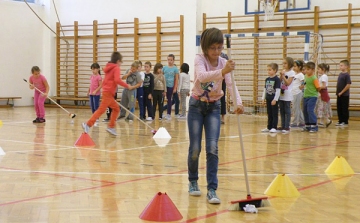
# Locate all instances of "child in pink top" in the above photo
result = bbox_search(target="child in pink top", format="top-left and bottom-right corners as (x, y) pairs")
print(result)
(187, 28), (243, 204)
(29, 66), (49, 123)
(88, 63), (102, 115)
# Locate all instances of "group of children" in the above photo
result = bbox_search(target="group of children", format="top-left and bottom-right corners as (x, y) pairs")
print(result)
(261, 58), (351, 133)
(85, 55), (191, 127)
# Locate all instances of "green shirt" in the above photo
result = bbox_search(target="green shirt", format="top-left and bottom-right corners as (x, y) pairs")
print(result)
(304, 75), (320, 98)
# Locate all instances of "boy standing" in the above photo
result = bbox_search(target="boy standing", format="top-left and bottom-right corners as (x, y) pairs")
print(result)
(143, 61), (154, 120)
(163, 54), (179, 120)
(118, 61), (143, 122)
(302, 62), (320, 133)
(336, 60), (351, 126)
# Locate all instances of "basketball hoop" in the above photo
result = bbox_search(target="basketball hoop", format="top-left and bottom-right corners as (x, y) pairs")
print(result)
(259, 0), (278, 21)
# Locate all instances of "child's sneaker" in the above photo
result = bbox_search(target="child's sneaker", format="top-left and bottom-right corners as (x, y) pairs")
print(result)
(269, 128), (277, 133)
(326, 120), (333, 128)
(81, 123), (90, 133)
(318, 123), (325, 128)
(159, 117), (162, 120)
(165, 114), (171, 120)
(106, 127), (117, 136)
(33, 117), (40, 123)
(301, 126), (310, 132)
(261, 128), (269, 132)
(38, 118), (46, 123)
(102, 118), (109, 122)
(117, 116), (125, 121)
(282, 128), (290, 134)
(207, 189), (221, 204)
(146, 117), (153, 121)
(335, 122), (342, 126)
(188, 181), (201, 196)
(290, 123), (298, 128)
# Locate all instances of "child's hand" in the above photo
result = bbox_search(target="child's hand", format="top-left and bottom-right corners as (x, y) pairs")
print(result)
(271, 100), (276, 106)
(128, 86), (134, 91)
(92, 91), (97, 95)
(42, 92), (48, 97)
(234, 105), (244, 114)
(148, 94), (152, 100)
(223, 60), (235, 74)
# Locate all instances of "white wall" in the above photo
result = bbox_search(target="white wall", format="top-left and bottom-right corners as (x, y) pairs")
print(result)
(0, 0), (53, 106)
(1, 0), (359, 106)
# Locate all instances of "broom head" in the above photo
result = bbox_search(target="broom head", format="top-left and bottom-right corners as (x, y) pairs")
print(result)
(229, 195), (270, 211)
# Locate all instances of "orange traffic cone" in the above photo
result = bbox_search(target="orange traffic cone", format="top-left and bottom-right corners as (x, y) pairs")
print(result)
(74, 133), (95, 147)
(139, 192), (182, 222)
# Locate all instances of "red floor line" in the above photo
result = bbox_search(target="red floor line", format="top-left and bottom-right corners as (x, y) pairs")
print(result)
(180, 174), (355, 223)
(0, 182), (115, 207)
(0, 140), (348, 208)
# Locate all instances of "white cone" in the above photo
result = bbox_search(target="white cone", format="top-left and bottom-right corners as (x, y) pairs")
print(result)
(153, 138), (171, 147)
(153, 127), (171, 139)
(0, 147), (5, 156)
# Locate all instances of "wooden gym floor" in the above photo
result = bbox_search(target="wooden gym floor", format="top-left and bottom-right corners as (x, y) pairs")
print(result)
(0, 106), (359, 223)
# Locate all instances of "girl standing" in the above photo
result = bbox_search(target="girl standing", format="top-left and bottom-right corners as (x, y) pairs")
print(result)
(290, 60), (305, 127)
(279, 57), (295, 133)
(88, 63), (102, 115)
(316, 63), (332, 127)
(152, 63), (166, 120)
(177, 63), (190, 119)
(29, 66), (49, 123)
(187, 28), (243, 204)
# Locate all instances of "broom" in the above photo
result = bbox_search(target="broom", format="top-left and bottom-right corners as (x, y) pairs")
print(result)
(225, 35), (270, 211)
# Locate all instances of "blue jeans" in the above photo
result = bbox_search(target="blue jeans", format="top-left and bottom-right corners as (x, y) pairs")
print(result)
(187, 97), (221, 190)
(279, 100), (291, 129)
(303, 97), (318, 128)
(163, 89), (180, 115)
(89, 95), (100, 113)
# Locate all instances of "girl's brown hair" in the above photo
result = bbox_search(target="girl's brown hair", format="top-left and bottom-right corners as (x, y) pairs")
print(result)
(200, 28), (224, 57)
(318, 63), (330, 72)
(153, 63), (163, 74)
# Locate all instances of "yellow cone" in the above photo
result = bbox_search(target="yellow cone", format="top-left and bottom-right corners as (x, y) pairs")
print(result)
(264, 174), (300, 197)
(0, 120), (2, 128)
(325, 156), (354, 175)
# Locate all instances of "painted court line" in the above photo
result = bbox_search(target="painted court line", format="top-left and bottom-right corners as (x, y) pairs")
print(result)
(0, 140), (350, 208)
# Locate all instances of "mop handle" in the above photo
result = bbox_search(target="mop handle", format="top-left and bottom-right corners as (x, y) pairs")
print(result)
(226, 36), (251, 196)
(23, 79), (70, 115)
(115, 100), (154, 130)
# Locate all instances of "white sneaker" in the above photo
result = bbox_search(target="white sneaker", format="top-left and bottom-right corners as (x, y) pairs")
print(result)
(261, 128), (269, 132)
(81, 123), (90, 133)
(106, 127), (118, 136)
(269, 128), (277, 133)
(178, 115), (187, 119)
(146, 117), (153, 121)
(165, 114), (171, 120)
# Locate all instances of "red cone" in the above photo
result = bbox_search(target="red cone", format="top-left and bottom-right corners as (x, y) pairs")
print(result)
(74, 133), (95, 147)
(139, 192), (183, 222)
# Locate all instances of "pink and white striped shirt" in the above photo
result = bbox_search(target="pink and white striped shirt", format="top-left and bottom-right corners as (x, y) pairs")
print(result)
(192, 54), (242, 105)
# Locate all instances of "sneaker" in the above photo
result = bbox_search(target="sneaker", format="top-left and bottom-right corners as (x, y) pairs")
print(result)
(261, 128), (269, 132)
(269, 128), (277, 133)
(335, 122), (342, 126)
(146, 117), (153, 121)
(159, 117), (162, 120)
(178, 115), (187, 119)
(207, 189), (221, 204)
(129, 120), (133, 123)
(318, 123), (324, 127)
(309, 129), (318, 133)
(188, 181), (201, 196)
(165, 114), (171, 120)
(277, 127), (283, 131)
(175, 114), (181, 118)
(282, 128), (290, 134)
(140, 117), (145, 121)
(326, 120), (333, 128)
(82, 123), (90, 133)
(33, 117), (40, 123)
(38, 118), (46, 123)
(290, 123), (298, 128)
(106, 127), (118, 136)
(301, 127), (310, 132)
(298, 123), (305, 127)
(336, 122), (348, 127)
(102, 118), (109, 122)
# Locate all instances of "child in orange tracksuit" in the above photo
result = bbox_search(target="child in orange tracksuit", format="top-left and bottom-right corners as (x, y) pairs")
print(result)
(82, 52), (134, 136)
